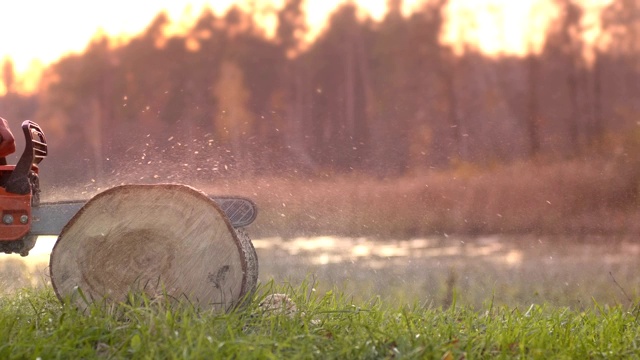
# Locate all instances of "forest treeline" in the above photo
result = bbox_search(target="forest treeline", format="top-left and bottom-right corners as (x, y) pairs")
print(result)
(1, 0), (640, 185)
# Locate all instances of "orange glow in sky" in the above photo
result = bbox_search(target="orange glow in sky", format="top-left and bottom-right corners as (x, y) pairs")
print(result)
(442, 0), (613, 56)
(0, 0), (387, 93)
(0, 0), (613, 96)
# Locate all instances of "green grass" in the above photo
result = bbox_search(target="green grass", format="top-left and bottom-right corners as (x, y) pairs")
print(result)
(2, 282), (640, 359)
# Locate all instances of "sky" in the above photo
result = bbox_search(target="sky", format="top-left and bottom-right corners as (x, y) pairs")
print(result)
(0, 0), (612, 95)
(0, 0), (386, 75)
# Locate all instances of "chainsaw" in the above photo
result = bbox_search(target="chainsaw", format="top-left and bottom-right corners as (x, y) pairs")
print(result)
(0, 120), (259, 311)
(0, 121), (257, 257)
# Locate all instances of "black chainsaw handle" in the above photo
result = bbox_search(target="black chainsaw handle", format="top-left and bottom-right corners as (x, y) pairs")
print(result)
(4, 120), (47, 195)
(0, 134), (5, 166)
(0, 116), (16, 166)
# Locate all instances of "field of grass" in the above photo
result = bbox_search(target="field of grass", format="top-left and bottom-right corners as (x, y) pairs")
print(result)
(1, 282), (640, 359)
(185, 157), (640, 239)
(44, 155), (640, 239)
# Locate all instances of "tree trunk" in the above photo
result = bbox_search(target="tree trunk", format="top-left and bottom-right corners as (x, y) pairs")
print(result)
(50, 184), (258, 312)
(526, 54), (541, 157)
(444, 53), (462, 160)
(591, 49), (604, 150)
(567, 63), (580, 155)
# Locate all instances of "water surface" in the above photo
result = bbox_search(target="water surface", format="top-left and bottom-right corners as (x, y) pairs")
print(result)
(2, 235), (638, 308)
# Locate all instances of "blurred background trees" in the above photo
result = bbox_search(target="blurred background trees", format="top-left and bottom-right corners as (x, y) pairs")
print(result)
(1, 0), (639, 186)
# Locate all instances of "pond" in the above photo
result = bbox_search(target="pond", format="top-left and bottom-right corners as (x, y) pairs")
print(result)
(255, 235), (640, 308)
(1, 235), (638, 308)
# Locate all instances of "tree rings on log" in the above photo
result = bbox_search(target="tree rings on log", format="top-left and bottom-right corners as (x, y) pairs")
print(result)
(49, 184), (258, 311)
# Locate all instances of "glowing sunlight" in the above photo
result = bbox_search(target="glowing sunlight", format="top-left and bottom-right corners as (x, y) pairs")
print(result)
(0, 0), (615, 95)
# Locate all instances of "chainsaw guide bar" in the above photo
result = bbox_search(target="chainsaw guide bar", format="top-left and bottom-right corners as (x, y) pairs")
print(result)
(31, 196), (257, 236)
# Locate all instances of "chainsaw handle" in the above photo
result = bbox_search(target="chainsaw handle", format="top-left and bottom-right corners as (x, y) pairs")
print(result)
(4, 120), (47, 195)
(0, 132), (5, 165)
(0, 117), (16, 161)
(24, 121), (47, 165)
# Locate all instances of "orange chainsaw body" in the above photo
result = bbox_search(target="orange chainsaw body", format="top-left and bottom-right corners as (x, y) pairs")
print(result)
(0, 165), (36, 241)
(0, 120), (47, 252)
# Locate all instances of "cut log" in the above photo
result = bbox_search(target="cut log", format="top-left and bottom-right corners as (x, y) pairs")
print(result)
(50, 184), (258, 311)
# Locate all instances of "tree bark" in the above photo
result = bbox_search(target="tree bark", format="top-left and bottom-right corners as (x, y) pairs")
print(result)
(526, 54), (541, 157)
(591, 49), (604, 149)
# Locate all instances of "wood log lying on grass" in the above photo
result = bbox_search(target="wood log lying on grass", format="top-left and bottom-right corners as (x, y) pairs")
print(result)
(50, 184), (258, 311)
